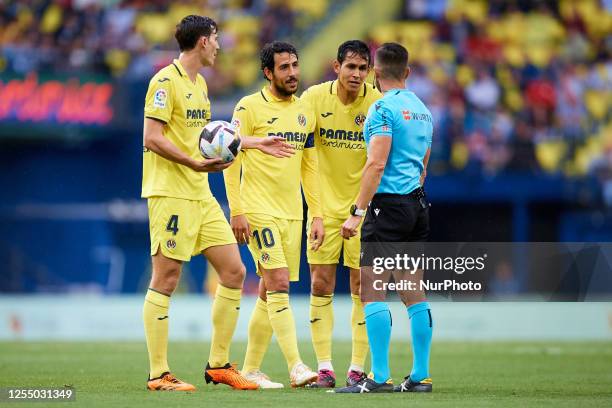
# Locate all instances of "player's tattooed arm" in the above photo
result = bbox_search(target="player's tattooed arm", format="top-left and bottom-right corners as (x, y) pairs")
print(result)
(143, 118), (230, 172)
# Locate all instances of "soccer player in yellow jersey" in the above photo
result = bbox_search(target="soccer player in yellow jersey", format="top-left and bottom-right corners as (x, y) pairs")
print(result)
(300, 40), (382, 388)
(224, 41), (323, 388)
(142, 16), (294, 392)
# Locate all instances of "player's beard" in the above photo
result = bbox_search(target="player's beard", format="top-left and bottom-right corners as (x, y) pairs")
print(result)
(273, 76), (298, 97)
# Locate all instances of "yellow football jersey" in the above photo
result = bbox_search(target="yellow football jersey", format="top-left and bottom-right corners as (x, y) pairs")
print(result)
(224, 86), (321, 220)
(301, 80), (382, 218)
(141, 59), (212, 200)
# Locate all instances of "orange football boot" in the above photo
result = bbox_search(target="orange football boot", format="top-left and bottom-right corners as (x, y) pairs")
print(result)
(147, 372), (196, 391)
(205, 363), (259, 390)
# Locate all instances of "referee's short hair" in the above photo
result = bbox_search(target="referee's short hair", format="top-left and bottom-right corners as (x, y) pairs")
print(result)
(375, 43), (409, 81)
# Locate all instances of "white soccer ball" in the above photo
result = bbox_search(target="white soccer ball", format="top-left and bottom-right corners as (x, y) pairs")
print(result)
(199, 120), (242, 163)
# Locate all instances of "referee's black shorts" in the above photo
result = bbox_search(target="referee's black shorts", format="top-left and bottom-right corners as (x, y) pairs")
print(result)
(360, 188), (430, 267)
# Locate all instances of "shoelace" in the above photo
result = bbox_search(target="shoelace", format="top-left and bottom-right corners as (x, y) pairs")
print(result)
(319, 369), (334, 378)
(349, 371), (365, 382)
(252, 370), (270, 380)
(163, 374), (180, 384)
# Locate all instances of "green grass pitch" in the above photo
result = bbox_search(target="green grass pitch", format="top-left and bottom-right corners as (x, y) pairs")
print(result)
(1, 341), (611, 407)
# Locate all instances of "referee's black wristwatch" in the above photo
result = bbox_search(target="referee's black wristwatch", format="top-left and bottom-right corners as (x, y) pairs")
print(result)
(350, 204), (366, 217)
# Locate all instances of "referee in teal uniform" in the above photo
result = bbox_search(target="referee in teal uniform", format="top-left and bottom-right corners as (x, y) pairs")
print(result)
(338, 42), (433, 393)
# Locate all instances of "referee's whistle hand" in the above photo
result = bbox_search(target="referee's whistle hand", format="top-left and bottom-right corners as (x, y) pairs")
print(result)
(341, 216), (361, 239)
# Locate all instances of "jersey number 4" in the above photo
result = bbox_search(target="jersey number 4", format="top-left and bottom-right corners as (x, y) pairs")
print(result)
(166, 215), (179, 235)
(253, 228), (275, 249)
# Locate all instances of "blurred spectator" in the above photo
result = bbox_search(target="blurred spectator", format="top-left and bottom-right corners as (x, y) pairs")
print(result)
(489, 261), (520, 297)
(260, 2), (295, 45)
(508, 121), (538, 172)
(465, 68), (500, 111)
(589, 146), (612, 206)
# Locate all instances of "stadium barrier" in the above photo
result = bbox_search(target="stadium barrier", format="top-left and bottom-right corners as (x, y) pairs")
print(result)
(1, 295), (610, 341)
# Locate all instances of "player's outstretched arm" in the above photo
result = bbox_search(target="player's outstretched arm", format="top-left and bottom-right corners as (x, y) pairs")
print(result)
(143, 118), (230, 172)
(241, 136), (295, 158)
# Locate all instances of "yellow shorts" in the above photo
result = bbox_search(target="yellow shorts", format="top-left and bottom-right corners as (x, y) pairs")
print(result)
(245, 213), (302, 282)
(148, 196), (236, 262)
(306, 216), (361, 270)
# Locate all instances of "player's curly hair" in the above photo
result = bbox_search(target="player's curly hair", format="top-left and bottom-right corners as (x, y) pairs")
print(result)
(337, 40), (371, 66)
(175, 15), (217, 52)
(260, 41), (299, 80)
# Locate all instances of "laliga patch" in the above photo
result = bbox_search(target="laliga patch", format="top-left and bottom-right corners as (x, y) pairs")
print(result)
(166, 239), (176, 249)
(154, 89), (167, 108)
(231, 118), (241, 129)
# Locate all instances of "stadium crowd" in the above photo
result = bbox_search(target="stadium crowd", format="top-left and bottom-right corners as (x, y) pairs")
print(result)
(359, 0), (611, 182)
(0, 0), (329, 91)
(0, 0), (610, 186)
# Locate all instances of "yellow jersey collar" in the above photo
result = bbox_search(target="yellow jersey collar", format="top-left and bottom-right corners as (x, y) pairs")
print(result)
(261, 85), (297, 103)
(172, 59), (187, 77)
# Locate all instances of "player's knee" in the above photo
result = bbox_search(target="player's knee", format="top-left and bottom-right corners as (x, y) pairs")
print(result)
(160, 271), (180, 294)
(151, 263), (181, 294)
(218, 262), (246, 287)
(400, 293), (426, 307)
(267, 279), (289, 293)
(311, 274), (333, 295)
(232, 262), (246, 280)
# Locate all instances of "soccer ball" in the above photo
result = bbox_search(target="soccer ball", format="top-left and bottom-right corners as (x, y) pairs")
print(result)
(199, 120), (241, 163)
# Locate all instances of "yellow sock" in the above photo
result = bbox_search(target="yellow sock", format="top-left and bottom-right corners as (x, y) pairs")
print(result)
(310, 294), (334, 364)
(350, 294), (368, 370)
(242, 297), (272, 373)
(266, 291), (301, 371)
(143, 288), (170, 378)
(208, 284), (242, 367)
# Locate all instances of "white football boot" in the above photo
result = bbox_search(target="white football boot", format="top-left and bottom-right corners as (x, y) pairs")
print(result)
(290, 362), (318, 388)
(242, 370), (284, 389)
